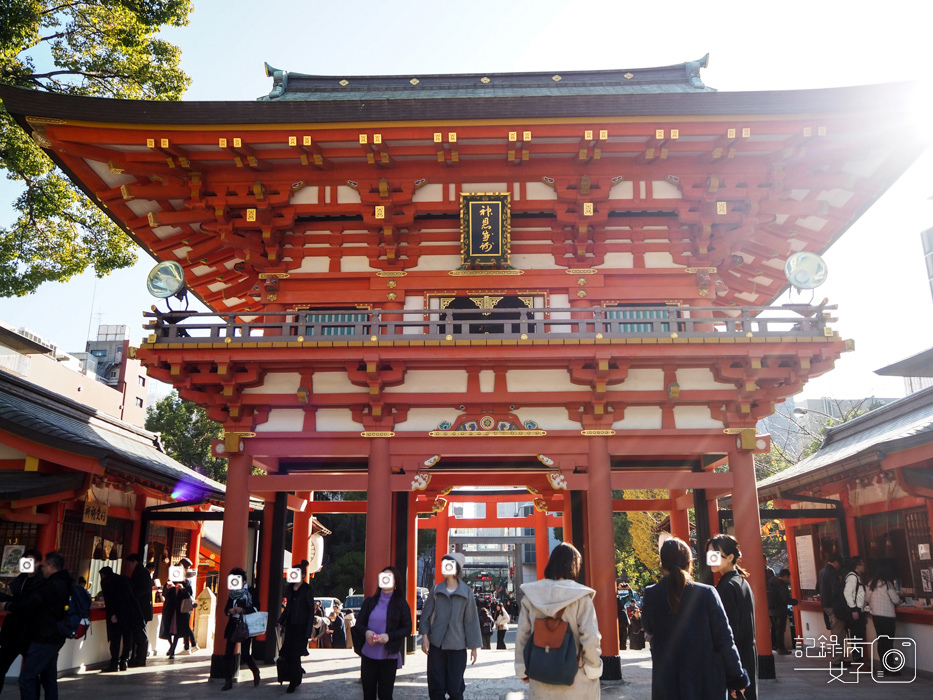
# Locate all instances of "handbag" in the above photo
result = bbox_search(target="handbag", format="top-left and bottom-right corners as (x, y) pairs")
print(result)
(179, 596), (193, 614)
(231, 617), (251, 643)
(243, 611), (268, 637)
(522, 607), (581, 686)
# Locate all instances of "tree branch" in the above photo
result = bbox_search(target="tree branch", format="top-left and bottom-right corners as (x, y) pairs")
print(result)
(26, 69), (131, 81)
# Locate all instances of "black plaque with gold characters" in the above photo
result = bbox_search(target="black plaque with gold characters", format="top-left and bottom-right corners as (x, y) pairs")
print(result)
(460, 192), (511, 269)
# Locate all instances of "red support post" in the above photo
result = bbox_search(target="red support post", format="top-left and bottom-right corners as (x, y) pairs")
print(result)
(586, 436), (621, 678)
(562, 504), (573, 544)
(291, 492), (311, 566)
(189, 524), (202, 594)
(729, 448), (774, 677)
(534, 508), (549, 580)
(36, 502), (60, 556)
(708, 495), (720, 538)
(365, 438), (392, 594)
(669, 489), (690, 542)
(435, 506), (450, 584)
(212, 451), (252, 662)
(407, 493), (418, 634)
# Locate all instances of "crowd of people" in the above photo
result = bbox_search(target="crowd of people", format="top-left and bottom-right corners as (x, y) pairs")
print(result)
(0, 539), (909, 699)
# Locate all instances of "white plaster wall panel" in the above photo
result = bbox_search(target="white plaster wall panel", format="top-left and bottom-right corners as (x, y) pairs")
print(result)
(525, 182), (558, 200)
(513, 182), (521, 200)
(613, 406), (663, 430)
(255, 409), (305, 432)
(409, 255), (461, 271)
(412, 184), (444, 202)
(640, 182), (647, 198)
(478, 370), (495, 393)
(652, 180), (683, 199)
(315, 409), (359, 432)
(609, 181), (634, 199)
(549, 294), (571, 332)
(85, 158), (134, 187)
(0, 444), (26, 460)
(796, 216), (828, 232)
(337, 186), (361, 203)
(507, 370), (577, 393)
(289, 186), (319, 205)
(618, 369), (664, 392)
(341, 256), (371, 272)
(190, 265), (213, 277)
(312, 372), (369, 394)
(598, 252), (635, 268)
(394, 409), (459, 432)
(460, 183), (508, 193)
(384, 370), (468, 394)
(511, 254), (561, 269)
(513, 407), (580, 431)
(403, 295), (425, 335)
(294, 256), (330, 273)
(673, 406), (723, 429)
(644, 252), (683, 268)
(817, 189), (854, 208)
(676, 368), (734, 391)
(125, 199), (161, 217)
(242, 372), (302, 395)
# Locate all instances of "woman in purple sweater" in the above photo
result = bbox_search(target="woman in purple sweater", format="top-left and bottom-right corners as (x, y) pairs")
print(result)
(352, 566), (413, 700)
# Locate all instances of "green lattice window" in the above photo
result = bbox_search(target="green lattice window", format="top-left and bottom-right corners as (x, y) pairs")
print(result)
(305, 311), (369, 336)
(605, 306), (672, 333)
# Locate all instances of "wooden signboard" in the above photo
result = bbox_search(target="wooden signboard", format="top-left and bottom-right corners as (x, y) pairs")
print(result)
(83, 500), (108, 526)
(460, 192), (511, 268)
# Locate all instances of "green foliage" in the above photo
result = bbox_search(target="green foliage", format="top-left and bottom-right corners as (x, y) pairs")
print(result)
(145, 390), (226, 482)
(313, 550), (365, 600)
(0, 0), (192, 296)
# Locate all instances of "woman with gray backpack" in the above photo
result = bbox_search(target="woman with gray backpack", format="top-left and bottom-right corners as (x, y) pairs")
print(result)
(513, 542), (602, 699)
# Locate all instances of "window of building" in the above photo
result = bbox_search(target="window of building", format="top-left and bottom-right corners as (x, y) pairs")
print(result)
(135, 397), (144, 408)
(138, 376), (146, 387)
(305, 309), (370, 336)
(109, 370), (118, 378)
(793, 519), (842, 599)
(90, 349), (107, 357)
(859, 508), (932, 604)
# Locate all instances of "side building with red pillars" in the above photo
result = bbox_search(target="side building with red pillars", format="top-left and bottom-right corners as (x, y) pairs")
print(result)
(1, 58), (925, 680)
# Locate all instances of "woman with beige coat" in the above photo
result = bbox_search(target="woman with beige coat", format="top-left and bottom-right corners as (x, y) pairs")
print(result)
(514, 542), (603, 699)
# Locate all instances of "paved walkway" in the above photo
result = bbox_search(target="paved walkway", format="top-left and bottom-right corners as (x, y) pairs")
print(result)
(52, 639), (933, 699)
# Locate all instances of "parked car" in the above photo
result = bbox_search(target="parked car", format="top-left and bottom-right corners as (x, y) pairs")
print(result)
(317, 596), (341, 618)
(344, 594), (365, 617)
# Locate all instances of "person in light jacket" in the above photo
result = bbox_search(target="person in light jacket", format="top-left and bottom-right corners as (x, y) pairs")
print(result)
(514, 542), (602, 700)
(420, 553), (482, 700)
(866, 558), (904, 677)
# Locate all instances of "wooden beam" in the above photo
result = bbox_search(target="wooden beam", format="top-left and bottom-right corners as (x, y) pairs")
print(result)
(610, 470), (733, 490)
(611, 499), (672, 512)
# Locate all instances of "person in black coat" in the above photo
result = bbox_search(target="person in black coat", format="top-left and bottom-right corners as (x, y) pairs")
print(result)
(0, 548), (44, 693)
(277, 560), (315, 694)
(125, 553), (153, 666)
(159, 571), (194, 658)
(1, 551), (72, 700)
(707, 535), (758, 700)
(642, 537), (749, 700)
(222, 567), (261, 691)
(352, 565), (412, 700)
(99, 566), (144, 673)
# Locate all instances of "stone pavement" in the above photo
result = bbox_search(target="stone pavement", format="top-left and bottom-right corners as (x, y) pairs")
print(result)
(52, 636), (933, 699)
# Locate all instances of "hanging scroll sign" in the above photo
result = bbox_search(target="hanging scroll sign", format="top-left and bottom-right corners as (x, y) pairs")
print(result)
(460, 192), (511, 269)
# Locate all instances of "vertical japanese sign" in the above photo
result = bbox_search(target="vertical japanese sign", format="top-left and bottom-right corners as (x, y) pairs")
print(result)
(83, 500), (108, 526)
(460, 192), (511, 269)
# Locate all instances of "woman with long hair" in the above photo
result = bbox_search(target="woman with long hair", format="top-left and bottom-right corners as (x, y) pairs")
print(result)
(867, 558), (904, 677)
(276, 560), (315, 694)
(493, 601), (510, 650)
(642, 537), (749, 699)
(513, 542), (602, 699)
(221, 567), (261, 691)
(707, 535), (757, 700)
(352, 566), (412, 700)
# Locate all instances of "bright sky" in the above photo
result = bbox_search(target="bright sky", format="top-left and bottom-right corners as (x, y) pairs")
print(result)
(1, 0), (931, 403)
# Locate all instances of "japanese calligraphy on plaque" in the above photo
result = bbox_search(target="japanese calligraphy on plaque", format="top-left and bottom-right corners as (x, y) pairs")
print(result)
(83, 500), (108, 526)
(460, 192), (511, 269)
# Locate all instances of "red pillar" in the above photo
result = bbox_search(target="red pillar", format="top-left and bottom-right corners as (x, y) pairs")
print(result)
(435, 506), (450, 584)
(365, 438), (392, 594)
(708, 495), (720, 538)
(562, 502), (573, 544)
(189, 524), (202, 594)
(782, 506), (802, 646)
(587, 436), (620, 676)
(407, 493), (418, 629)
(534, 508), (549, 580)
(36, 502), (60, 556)
(669, 489), (690, 542)
(292, 492), (312, 567)
(212, 450), (252, 659)
(258, 499), (274, 611)
(730, 448), (774, 672)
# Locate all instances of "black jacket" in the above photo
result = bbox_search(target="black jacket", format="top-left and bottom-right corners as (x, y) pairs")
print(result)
(817, 563), (838, 607)
(223, 586), (258, 639)
(0, 571), (44, 646)
(129, 564), (154, 622)
(353, 593), (413, 656)
(8, 568), (72, 645)
(101, 574), (144, 633)
(279, 583), (315, 637)
(716, 571), (758, 700)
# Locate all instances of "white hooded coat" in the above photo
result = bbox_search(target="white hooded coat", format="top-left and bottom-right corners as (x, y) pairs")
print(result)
(514, 578), (603, 699)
